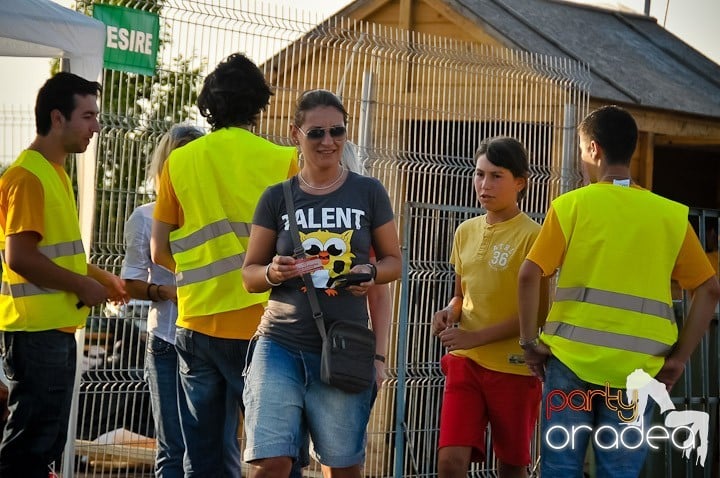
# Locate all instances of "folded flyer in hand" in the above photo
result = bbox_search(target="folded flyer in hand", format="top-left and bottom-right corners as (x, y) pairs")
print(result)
(295, 257), (323, 275)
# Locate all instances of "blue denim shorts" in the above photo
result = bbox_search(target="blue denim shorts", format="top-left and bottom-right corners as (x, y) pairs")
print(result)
(243, 337), (375, 467)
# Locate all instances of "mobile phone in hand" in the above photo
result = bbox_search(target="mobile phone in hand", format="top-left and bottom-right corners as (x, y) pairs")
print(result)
(328, 272), (373, 288)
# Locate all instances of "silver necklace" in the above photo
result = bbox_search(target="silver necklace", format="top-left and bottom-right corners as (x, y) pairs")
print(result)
(298, 166), (345, 190)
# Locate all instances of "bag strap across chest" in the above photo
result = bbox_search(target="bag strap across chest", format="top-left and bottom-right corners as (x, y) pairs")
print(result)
(282, 179), (327, 341)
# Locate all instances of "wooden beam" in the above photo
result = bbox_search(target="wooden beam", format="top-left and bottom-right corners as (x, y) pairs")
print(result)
(425, 0), (504, 47)
(399, 0), (413, 30)
(591, 101), (720, 138)
(654, 135), (720, 147)
(640, 132), (654, 189)
(342, 0), (393, 22)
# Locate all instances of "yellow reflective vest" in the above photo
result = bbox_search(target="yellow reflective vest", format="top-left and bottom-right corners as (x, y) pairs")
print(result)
(541, 183), (687, 388)
(168, 128), (295, 319)
(0, 151), (88, 331)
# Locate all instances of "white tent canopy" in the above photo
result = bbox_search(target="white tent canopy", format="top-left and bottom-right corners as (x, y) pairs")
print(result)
(0, 0), (105, 81)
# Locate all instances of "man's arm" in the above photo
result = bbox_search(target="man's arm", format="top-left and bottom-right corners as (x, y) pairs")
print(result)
(538, 274), (551, 327)
(150, 160), (179, 272)
(5, 231), (107, 307)
(657, 223), (720, 390)
(86, 264), (129, 303)
(518, 259), (543, 341)
(656, 276), (720, 390)
(518, 259), (552, 379)
(124, 279), (177, 303)
(151, 219), (177, 271)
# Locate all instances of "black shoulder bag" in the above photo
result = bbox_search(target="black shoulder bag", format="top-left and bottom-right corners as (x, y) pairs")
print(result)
(282, 179), (376, 393)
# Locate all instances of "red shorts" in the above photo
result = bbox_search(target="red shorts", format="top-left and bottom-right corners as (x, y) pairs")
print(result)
(439, 354), (541, 465)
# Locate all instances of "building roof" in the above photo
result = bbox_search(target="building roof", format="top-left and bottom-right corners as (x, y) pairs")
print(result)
(343, 0), (720, 119)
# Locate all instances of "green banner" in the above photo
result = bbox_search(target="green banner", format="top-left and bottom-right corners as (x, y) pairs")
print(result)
(93, 4), (160, 76)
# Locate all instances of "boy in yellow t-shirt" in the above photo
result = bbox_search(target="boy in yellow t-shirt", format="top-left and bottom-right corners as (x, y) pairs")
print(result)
(432, 136), (547, 478)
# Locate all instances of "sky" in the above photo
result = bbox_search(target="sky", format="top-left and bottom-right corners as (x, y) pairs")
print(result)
(0, 0), (717, 108)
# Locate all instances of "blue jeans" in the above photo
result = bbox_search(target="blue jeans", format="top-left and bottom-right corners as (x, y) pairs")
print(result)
(175, 328), (245, 477)
(243, 337), (375, 468)
(541, 357), (653, 478)
(0, 330), (76, 478)
(146, 334), (243, 478)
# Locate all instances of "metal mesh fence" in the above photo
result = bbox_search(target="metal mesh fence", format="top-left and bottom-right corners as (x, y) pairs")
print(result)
(0, 105), (35, 167)
(3, 0), (600, 476)
(394, 203), (549, 477)
(652, 210), (720, 478)
(2, 0), (717, 475)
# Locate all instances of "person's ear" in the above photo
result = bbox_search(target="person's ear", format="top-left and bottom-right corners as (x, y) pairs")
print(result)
(50, 109), (65, 130)
(589, 140), (603, 163)
(289, 125), (300, 146)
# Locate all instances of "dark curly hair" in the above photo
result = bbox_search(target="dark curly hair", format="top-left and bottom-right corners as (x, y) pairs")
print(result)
(197, 53), (272, 131)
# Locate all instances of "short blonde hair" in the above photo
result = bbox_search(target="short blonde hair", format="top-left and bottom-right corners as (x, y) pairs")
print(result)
(148, 124), (204, 186)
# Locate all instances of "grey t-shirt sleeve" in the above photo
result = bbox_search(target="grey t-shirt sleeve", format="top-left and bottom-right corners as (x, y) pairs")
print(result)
(367, 176), (394, 230)
(253, 183), (285, 230)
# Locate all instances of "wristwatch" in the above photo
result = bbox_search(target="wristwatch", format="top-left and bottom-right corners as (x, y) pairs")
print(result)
(519, 336), (539, 350)
(366, 263), (377, 281)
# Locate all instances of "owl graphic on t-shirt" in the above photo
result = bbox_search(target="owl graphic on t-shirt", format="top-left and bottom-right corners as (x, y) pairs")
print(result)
(300, 229), (355, 293)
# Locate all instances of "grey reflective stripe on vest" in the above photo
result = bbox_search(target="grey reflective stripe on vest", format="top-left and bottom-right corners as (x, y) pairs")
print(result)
(38, 239), (84, 259)
(0, 240), (82, 297)
(554, 286), (675, 323)
(0, 240), (84, 261)
(0, 281), (56, 297)
(175, 253), (245, 287)
(170, 219), (252, 254)
(543, 321), (673, 356)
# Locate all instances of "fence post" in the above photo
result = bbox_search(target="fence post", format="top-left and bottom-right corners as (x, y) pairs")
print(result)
(393, 202), (413, 477)
(561, 103), (577, 194)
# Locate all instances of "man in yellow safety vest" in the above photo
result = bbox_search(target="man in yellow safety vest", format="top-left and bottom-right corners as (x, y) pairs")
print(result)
(0, 72), (127, 477)
(518, 105), (720, 477)
(151, 53), (297, 475)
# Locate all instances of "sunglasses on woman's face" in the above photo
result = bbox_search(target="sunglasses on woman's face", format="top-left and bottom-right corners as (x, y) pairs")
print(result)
(297, 125), (347, 140)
